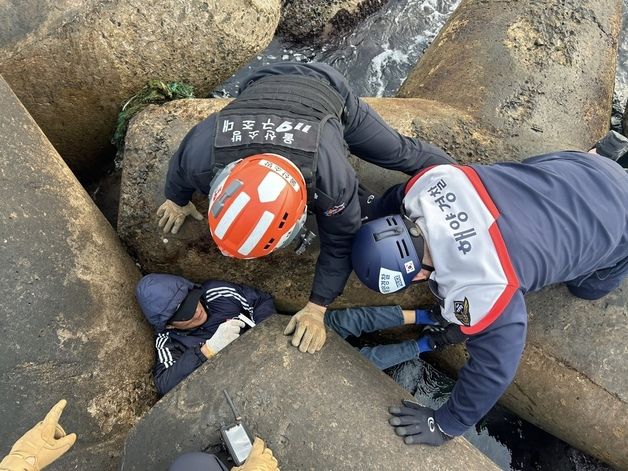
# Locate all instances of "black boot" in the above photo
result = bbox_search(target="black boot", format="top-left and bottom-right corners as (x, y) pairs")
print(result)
(592, 130), (628, 163)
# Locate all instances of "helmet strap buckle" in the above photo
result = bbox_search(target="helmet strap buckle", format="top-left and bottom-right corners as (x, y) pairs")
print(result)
(295, 228), (317, 255)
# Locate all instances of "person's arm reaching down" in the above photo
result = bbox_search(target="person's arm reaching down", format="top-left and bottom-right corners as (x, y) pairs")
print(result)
(434, 292), (528, 436)
(159, 116), (217, 234)
(388, 292), (527, 445)
(283, 178), (361, 354)
(343, 98), (457, 174)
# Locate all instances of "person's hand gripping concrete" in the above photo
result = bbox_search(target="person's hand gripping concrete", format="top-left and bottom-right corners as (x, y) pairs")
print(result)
(232, 437), (279, 471)
(388, 400), (451, 447)
(157, 199), (203, 234)
(284, 302), (326, 353)
(0, 399), (77, 471)
(201, 319), (245, 358)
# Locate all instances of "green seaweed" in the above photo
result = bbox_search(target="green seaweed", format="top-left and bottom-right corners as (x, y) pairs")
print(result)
(113, 80), (195, 148)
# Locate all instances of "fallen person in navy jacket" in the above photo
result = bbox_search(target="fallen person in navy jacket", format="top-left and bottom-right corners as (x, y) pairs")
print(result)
(136, 273), (276, 396)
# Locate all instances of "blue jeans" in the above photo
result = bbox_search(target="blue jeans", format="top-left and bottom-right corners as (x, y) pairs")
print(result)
(325, 305), (419, 370)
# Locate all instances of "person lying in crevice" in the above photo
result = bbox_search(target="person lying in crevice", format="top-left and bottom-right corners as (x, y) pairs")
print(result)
(136, 273), (276, 396)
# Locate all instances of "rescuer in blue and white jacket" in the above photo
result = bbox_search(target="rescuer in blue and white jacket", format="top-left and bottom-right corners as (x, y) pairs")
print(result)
(136, 273), (276, 396)
(351, 149), (628, 446)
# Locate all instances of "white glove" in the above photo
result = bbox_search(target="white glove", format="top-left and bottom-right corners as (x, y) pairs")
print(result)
(156, 199), (203, 234)
(205, 319), (245, 356)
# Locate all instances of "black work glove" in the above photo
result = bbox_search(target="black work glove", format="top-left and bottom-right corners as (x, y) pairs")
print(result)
(388, 401), (451, 446)
(423, 323), (468, 351)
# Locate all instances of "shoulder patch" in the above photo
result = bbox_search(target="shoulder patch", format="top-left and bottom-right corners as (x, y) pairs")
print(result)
(453, 298), (470, 326)
(324, 202), (346, 216)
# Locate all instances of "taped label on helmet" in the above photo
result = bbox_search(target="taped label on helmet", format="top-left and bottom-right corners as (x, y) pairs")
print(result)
(379, 268), (406, 293)
(258, 159), (301, 192)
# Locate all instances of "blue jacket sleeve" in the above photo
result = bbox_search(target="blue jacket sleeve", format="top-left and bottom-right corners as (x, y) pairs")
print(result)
(344, 98), (457, 175)
(153, 333), (207, 396)
(434, 291), (528, 436)
(201, 280), (276, 324)
(235, 282), (276, 323)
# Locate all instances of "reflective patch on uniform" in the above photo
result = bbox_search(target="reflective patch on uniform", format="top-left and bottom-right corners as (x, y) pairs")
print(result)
(257, 171), (287, 203)
(214, 192), (251, 239)
(238, 211), (275, 256)
(214, 114), (319, 153)
(258, 159), (301, 192)
(379, 267), (406, 293)
(324, 202), (346, 216)
(453, 298), (470, 326)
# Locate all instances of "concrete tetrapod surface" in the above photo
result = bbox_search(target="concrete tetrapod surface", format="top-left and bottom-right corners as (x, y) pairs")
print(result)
(0, 0), (280, 180)
(0, 76), (154, 470)
(398, 0), (622, 156)
(121, 316), (499, 471)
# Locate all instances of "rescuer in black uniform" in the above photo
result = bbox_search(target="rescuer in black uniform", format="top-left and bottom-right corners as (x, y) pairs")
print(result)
(157, 62), (455, 354)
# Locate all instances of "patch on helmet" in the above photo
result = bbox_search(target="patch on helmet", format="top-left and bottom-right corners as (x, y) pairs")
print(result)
(258, 159), (301, 192)
(453, 298), (470, 326)
(379, 268), (406, 294)
(324, 202), (346, 216)
(404, 260), (415, 274)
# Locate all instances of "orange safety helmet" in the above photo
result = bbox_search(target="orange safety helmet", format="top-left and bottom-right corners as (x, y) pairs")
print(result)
(207, 153), (308, 259)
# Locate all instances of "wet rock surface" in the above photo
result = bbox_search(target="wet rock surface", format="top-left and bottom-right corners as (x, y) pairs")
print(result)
(0, 0), (281, 181)
(398, 0), (622, 156)
(277, 0), (386, 43)
(122, 316), (499, 471)
(0, 77), (154, 470)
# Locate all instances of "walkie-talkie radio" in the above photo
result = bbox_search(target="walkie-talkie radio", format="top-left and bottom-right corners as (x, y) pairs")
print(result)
(220, 389), (254, 466)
